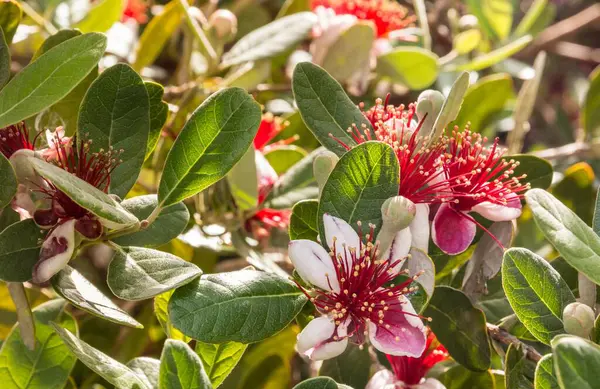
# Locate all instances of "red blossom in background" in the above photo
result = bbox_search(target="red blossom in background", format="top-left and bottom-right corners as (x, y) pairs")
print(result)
(122, 0), (148, 23)
(0, 122), (35, 159)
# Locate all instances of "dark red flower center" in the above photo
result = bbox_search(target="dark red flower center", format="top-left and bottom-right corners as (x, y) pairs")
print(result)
(0, 122), (35, 159)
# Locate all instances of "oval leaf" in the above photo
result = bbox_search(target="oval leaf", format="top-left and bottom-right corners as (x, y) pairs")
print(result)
(505, 343), (536, 389)
(0, 219), (45, 282)
(321, 23), (374, 82)
(127, 357), (160, 389)
(160, 339), (212, 389)
(511, 155), (553, 190)
(0, 152), (16, 209)
(552, 335), (600, 389)
(169, 270), (307, 343)
(0, 0), (22, 44)
(0, 33), (107, 128)
(158, 87), (261, 207)
(376, 47), (439, 90)
(196, 341), (247, 388)
(289, 199), (319, 241)
(107, 246), (202, 301)
(535, 354), (559, 389)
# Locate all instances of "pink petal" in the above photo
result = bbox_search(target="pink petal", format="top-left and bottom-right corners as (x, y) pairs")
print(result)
(288, 239), (339, 292)
(33, 219), (76, 284)
(296, 316), (348, 361)
(410, 203), (430, 252)
(432, 203), (476, 255)
(368, 295), (426, 357)
(471, 200), (522, 222)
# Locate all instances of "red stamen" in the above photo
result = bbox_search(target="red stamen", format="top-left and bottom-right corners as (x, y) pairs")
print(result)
(0, 122), (35, 158)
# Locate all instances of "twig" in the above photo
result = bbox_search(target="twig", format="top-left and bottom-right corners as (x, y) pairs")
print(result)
(19, 1), (58, 35)
(532, 139), (600, 160)
(550, 41), (600, 64)
(487, 323), (542, 363)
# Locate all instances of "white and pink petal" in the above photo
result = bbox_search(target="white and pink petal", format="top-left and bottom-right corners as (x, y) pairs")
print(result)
(288, 239), (339, 292)
(32, 219), (77, 284)
(296, 316), (348, 361)
(432, 203), (476, 255)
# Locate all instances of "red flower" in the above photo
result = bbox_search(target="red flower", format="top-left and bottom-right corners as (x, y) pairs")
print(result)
(310, 0), (415, 37)
(253, 113), (295, 152)
(0, 122), (35, 159)
(122, 0), (147, 24)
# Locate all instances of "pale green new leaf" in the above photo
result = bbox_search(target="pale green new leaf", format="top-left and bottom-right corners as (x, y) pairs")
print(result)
(376, 47), (439, 90)
(74, 0), (124, 33)
(159, 340), (212, 389)
(196, 341), (247, 388)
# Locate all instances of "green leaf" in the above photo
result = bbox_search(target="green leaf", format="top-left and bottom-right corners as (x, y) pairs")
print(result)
(52, 323), (151, 389)
(158, 87), (261, 207)
(264, 145), (307, 175)
(107, 246), (202, 301)
(0, 152), (16, 209)
(466, 0), (513, 41)
(226, 147), (258, 212)
(127, 357), (160, 389)
(583, 65), (600, 137)
(0, 219), (45, 282)
(277, 0), (310, 18)
(0, 28), (10, 89)
(319, 344), (370, 389)
(154, 291), (189, 342)
(0, 0), (22, 44)
(293, 377), (340, 389)
(506, 344), (536, 389)
(0, 300), (77, 389)
(29, 158), (139, 228)
(526, 188), (600, 285)
(430, 71), (470, 139)
(169, 270), (307, 343)
(318, 141), (399, 244)
(376, 47), (439, 90)
(51, 265), (142, 328)
(133, 1), (183, 72)
(454, 73), (514, 131)
(0, 33), (107, 128)
(439, 365), (497, 389)
(292, 62), (372, 156)
(112, 195), (190, 248)
(511, 155), (553, 190)
(74, 0), (124, 33)
(195, 341), (247, 388)
(454, 29), (482, 55)
(221, 12), (317, 68)
(145, 82), (169, 159)
(160, 339), (212, 389)
(502, 248), (575, 344)
(552, 335), (600, 389)
(423, 286), (491, 372)
(289, 199), (319, 241)
(514, 0), (553, 38)
(78, 63), (150, 198)
(535, 354), (559, 389)
(32, 30), (81, 61)
(321, 23), (374, 82)
(446, 35), (533, 72)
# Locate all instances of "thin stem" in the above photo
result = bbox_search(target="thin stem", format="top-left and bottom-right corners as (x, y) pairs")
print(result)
(19, 2), (58, 35)
(177, 0), (217, 65)
(8, 283), (36, 350)
(487, 323), (542, 363)
(579, 272), (597, 310)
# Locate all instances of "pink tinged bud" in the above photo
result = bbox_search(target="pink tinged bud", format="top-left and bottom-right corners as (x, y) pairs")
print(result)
(209, 9), (238, 41)
(410, 204), (430, 253)
(563, 302), (595, 339)
(296, 316), (348, 360)
(288, 239), (339, 293)
(33, 219), (76, 284)
(313, 150), (339, 192)
(432, 203), (476, 255)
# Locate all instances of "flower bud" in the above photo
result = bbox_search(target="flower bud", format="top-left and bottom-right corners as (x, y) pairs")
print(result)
(563, 302), (595, 339)
(313, 150), (339, 193)
(381, 196), (416, 231)
(208, 9), (238, 42)
(416, 90), (444, 137)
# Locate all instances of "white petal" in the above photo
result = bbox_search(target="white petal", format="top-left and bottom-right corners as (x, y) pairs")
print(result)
(323, 214), (360, 266)
(365, 370), (396, 389)
(33, 219), (76, 283)
(382, 227), (412, 273)
(309, 337), (348, 361)
(296, 316), (347, 360)
(288, 240), (339, 292)
(413, 378), (447, 389)
(471, 201), (521, 222)
(410, 203), (430, 252)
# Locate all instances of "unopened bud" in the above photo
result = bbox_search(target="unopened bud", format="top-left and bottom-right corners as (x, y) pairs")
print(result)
(377, 196), (416, 255)
(563, 302), (595, 339)
(313, 150), (339, 193)
(416, 90), (444, 137)
(208, 9), (238, 42)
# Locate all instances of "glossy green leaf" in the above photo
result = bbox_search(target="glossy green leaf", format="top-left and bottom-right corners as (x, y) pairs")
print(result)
(319, 344), (370, 389)
(0, 33), (106, 128)
(318, 141), (399, 244)
(52, 324), (151, 389)
(289, 199), (319, 241)
(447, 35), (533, 72)
(107, 246), (202, 301)
(169, 270), (307, 343)
(583, 65), (600, 137)
(0, 0), (22, 44)
(30, 158), (139, 228)
(454, 73), (514, 131)
(552, 335), (600, 389)
(127, 357), (160, 389)
(226, 147), (258, 212)
(466, 0), (513, 41)
(78, 63), (150, 198)
(454, 29), (482, 55)
(74, 0), (124, 33)
(221, 12), (317, 68)
(264, 145), (307, 175)
(506, 344), (535, 389)
(0, 152), (16, 209)
(158, 87), (261, 207)
(0, 28), (9, 89)
(0, 219), (45, 282)
(321, 23), (374, 82)
(51, 265), (142, 328)
(133, 1), (183, 72)
(0, 300), (77, 389)
(112, 195), (190, 248)
(376, 47), (439, 90)
(196, 341), (247, 388)
(160, 339), (211, 389)
(526, 189), (600, 285)
(293, 377), (340, 389)
(154, 291), (189, 342)
(145, 82), (168, 159)
(423, 286), (491, 372)
(511, 155), (553, 190)
(292, 62), (371, 156)
(502, 248), (575, 344)
(535, 354), (559, 389)
(439, 365), (497, 389)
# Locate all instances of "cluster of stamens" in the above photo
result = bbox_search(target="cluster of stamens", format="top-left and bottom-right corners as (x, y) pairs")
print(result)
(0, 122), (35, 159)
